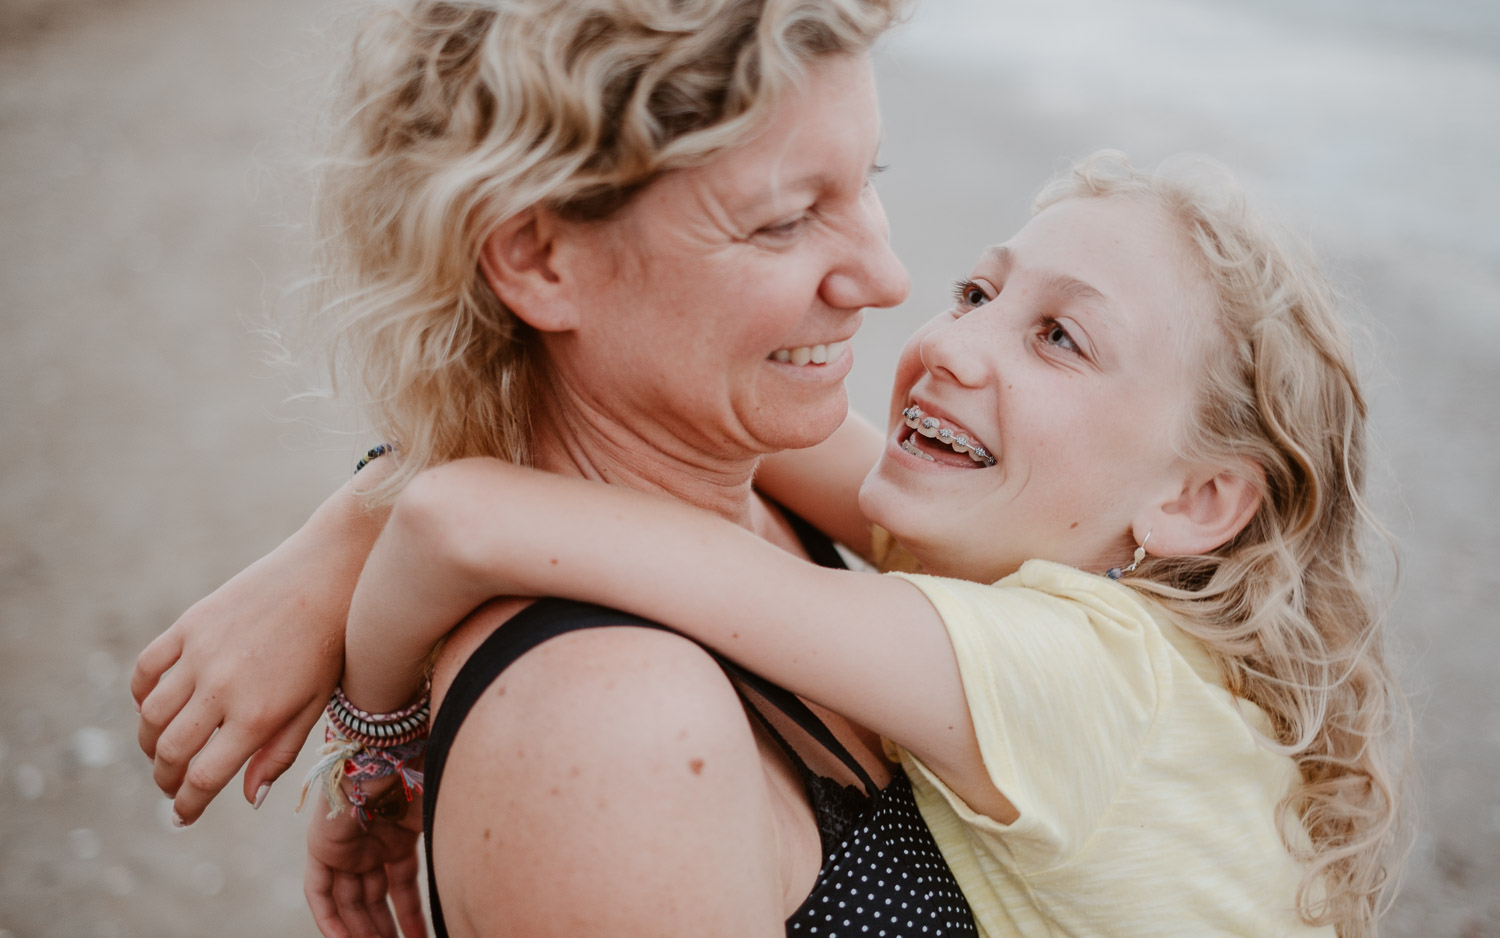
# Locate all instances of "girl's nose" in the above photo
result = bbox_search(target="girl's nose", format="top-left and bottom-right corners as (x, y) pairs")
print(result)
(919, 309), (989, 388)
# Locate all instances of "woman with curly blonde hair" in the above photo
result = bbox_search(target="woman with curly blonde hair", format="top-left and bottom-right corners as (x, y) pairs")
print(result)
(135, 0), (993, 935)
(335, 150), (1412, 937)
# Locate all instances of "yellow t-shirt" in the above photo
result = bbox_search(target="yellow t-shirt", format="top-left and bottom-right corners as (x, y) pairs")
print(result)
(888, 560), (1330, 938)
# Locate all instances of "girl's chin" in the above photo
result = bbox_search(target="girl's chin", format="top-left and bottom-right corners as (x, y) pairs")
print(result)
(857, 471), (930, 556)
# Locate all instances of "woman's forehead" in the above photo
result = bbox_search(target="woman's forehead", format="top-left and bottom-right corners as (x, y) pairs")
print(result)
(694, 55), (883, 212)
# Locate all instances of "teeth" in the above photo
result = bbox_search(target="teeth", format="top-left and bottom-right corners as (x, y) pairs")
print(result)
(899, 405), (996, 466)
(900, 437), (936, 462)
(770, 341), (847, 366)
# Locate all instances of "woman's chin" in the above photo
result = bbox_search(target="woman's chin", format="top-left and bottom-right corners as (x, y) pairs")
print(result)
(755, 390), (849, 452)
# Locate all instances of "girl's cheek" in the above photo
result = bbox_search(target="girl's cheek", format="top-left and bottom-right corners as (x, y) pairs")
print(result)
(887, 339), (925, 414)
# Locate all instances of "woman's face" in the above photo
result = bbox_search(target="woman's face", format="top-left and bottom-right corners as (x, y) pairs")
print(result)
(546, 53), (907, 464)
(859, 195), (1217, 582)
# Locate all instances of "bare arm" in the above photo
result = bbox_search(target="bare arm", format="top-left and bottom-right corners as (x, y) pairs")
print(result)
(345, 457), (1001, 809)
(753, 408), (885, 562)
(131, 457), (393, 823)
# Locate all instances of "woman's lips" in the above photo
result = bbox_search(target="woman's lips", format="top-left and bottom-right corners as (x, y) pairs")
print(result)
(769, 340), (848, 366)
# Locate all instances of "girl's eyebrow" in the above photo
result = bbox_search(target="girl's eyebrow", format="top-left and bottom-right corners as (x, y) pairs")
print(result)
(982, 245), (1111, 307)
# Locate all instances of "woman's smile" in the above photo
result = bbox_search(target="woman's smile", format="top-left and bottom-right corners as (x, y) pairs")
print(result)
(768, 339), (850, 366)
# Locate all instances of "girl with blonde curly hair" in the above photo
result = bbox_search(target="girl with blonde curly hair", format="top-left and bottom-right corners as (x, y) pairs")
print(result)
(340, 149), (1412, 938)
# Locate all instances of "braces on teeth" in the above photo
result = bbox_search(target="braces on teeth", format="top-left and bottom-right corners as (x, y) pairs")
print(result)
(901, 406), (995, 466)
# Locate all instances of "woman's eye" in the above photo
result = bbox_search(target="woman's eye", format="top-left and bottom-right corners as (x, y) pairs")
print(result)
(952, 278), (990, 310)
(757, 216), (807, 239)
(1042, 319), (1079, 353)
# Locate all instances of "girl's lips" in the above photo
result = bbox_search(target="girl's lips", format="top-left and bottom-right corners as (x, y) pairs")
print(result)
(900, 405), (995, 466)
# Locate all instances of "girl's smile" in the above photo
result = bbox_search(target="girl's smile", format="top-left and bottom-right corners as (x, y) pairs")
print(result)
(860, 193), (1220, 583)
(898, 404), (996, 467)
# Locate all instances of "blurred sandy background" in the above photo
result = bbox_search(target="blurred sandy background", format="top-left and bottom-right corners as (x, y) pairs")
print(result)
(1, 0), (1496, 935)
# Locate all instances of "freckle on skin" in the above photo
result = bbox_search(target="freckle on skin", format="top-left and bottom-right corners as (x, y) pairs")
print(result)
(549, 558), (558, 565)
(689, 758), (705, 775)
(1070, 521), (1079, 529)
(549, 786), (560, 796)
(483, 828), (492, 840)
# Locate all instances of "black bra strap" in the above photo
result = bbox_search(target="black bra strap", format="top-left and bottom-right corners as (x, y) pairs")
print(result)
(775, 499), (849, 572)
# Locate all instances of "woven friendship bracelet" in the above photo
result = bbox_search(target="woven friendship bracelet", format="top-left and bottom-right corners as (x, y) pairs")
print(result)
(325, 684), (430, 749)
(299, 723), (425, 827)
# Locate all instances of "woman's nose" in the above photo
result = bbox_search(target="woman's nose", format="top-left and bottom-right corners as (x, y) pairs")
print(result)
(820, 190), (910, 312)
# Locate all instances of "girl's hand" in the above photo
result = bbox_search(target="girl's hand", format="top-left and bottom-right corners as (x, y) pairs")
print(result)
(304, 792), (426, 938)
(131, 469), (391, 824)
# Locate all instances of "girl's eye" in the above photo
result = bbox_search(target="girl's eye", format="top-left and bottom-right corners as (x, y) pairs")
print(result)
(952, 278), (990, 310)
(1041, 319), (1079, 353)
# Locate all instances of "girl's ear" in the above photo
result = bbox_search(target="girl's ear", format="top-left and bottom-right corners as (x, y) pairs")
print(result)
(1140, 459), (1264, 558)
(477, 208), (579, 333)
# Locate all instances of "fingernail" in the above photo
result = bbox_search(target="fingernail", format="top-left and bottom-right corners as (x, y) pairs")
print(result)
(253, 784), (270, 810)
(171, 809), (187, 828)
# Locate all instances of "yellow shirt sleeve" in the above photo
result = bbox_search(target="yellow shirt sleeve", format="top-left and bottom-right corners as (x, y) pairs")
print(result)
(888, 562), (1175, 869)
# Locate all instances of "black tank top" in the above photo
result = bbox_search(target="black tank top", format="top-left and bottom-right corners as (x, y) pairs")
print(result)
(422, 515), (977, 937)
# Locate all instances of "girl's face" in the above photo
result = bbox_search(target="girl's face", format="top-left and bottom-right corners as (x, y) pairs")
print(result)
(542, 53), (908, 466)
(859, 195), (1219, 582)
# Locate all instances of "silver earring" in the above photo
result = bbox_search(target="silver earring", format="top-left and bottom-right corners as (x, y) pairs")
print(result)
(1107, 532), (1151, 580)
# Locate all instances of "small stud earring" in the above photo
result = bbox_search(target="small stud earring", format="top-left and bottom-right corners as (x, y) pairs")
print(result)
(1107, 532), (1151, 580)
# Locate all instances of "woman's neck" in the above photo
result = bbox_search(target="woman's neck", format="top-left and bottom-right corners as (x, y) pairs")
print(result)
(530, 393), (766, 533)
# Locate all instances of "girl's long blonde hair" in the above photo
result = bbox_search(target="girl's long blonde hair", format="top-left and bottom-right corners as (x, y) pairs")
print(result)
(312, 0), (907, 501)
(1036, 151), (1410, 937)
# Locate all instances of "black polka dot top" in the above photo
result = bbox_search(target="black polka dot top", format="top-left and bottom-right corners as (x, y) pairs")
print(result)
(744, 668), (977, 937)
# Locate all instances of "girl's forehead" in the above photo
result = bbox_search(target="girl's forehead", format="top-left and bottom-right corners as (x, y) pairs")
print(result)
(992, 196), (1218, 367)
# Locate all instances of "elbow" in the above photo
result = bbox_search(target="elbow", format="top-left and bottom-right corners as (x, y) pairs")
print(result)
(389, 462), (484, 579)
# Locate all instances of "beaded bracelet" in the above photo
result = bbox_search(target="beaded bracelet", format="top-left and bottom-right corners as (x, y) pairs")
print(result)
(354, 442), (396, 474)
(325, 683), (430, 748)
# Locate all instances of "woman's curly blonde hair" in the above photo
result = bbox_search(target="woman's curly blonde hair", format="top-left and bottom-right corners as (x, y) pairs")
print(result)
(1036, 151), (1411, 938)
(311, 0), (907, 501)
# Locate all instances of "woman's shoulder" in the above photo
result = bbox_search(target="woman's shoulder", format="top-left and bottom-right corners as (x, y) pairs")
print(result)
(427, 599), (794, 935)
(431, 597), (744, 723)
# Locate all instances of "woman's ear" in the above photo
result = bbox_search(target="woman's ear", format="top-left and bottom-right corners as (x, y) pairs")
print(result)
(1140, 459), (1264, 557)
(477, 208), (579, 333)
